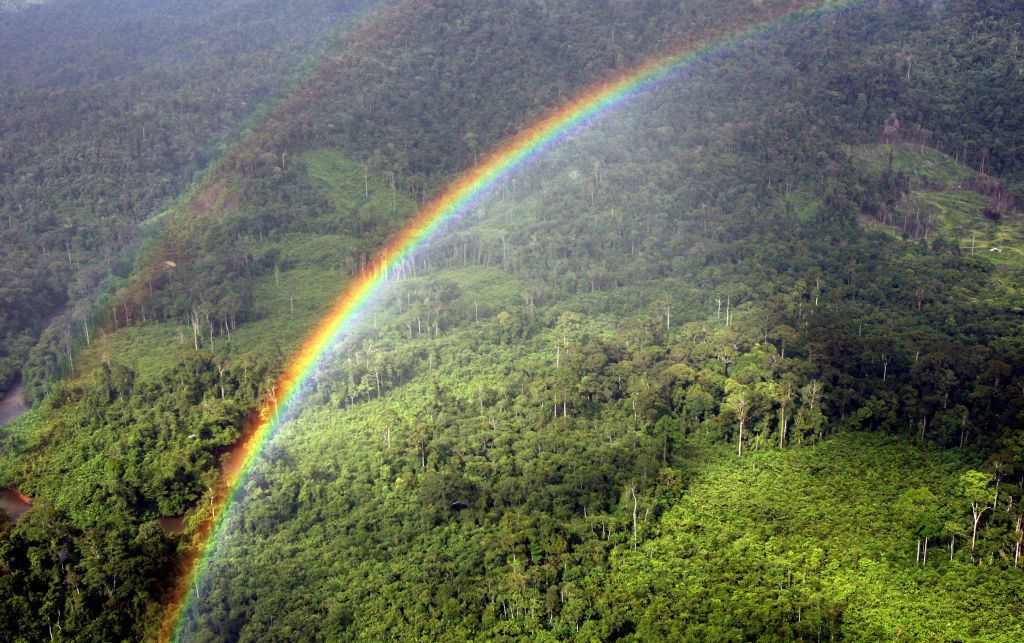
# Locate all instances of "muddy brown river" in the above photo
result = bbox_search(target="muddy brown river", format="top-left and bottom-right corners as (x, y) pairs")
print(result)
(0, 379), (29, 425)
(0, 488), (32, 522)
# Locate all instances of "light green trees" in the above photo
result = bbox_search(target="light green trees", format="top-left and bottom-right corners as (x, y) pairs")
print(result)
(724, 380), (756, 457)
(776, 375), (798, 448)
(899, 487), (943, 565)
(794, 381), (825, 444)
(959, 470), (993, 555)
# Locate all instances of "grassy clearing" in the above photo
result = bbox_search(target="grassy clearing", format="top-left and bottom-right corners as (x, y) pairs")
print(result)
(916, 190), (1024, 269)
(851, 143), (1024, 271)
(852, 143), (977, 189)
(74, 324), (185, 383)
(303, 149), (413, 231)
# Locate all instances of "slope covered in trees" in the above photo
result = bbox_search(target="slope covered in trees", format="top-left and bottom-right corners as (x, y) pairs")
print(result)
(0, 0), (375, 399)
(2, 0), (1024, 640)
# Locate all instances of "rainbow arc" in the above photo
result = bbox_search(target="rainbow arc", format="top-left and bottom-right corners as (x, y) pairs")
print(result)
(164, 1), (867, 638)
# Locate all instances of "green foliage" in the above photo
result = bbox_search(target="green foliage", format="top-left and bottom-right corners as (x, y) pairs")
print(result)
(0, 351), (280, 640)
(610, 435), (1022, 641)
(3, 0), (1024, 639)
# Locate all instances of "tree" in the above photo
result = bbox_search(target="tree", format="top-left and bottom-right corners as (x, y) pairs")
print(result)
(776, 375), (798, 448)
(899, 486), (942, 565)
(959, 470), (992, 555)
(793, 380), (825, 445)
(724, 380), (755, 457)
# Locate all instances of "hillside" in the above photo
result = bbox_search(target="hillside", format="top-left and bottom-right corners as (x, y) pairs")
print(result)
(0, 0), (374, 401)
(2, 0), (1024, 640)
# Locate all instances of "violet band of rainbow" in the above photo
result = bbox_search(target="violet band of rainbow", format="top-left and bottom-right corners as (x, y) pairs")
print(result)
(166, 0), (868, 638)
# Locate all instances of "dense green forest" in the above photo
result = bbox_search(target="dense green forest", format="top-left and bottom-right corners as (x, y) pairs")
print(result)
(2, 0), (1024, 640)
(0, 0), (374, 399)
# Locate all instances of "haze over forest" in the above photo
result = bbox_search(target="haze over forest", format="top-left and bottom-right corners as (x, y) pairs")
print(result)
(1, 0), (1024, 641)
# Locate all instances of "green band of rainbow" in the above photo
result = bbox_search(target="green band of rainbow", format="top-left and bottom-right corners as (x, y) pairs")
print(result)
(165, 1), (867, 638)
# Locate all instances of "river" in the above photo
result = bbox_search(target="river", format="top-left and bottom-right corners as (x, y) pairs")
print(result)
(154, 436), (250, 534)
(0, 488), (32, 522)
(0, 378), (29, 425)
(1, 380), (32, 523)
(157, 515), (187, 534)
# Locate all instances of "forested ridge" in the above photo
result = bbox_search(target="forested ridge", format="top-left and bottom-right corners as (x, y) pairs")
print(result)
(2, 0), (1024, 640)
(0, 0), (373, 400)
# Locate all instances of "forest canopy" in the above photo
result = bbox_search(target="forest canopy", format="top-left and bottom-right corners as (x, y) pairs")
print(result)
(1, 0), (1023, 640)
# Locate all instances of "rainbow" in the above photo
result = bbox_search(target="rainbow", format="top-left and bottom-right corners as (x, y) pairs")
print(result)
(164, 0), (867, 638)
